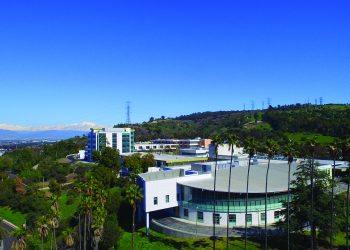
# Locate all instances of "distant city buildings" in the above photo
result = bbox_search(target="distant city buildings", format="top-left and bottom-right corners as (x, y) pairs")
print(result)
(85, 128), (134, 161)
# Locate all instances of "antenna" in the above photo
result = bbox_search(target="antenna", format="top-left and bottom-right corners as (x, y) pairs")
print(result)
(262, 101), (265, 110)
(267, 97), (271, 107)
(251, 100), (255, 110)
(126, 101), (131, 124)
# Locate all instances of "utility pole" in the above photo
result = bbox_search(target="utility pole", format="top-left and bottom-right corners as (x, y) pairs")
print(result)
(126, 101), (131, 124)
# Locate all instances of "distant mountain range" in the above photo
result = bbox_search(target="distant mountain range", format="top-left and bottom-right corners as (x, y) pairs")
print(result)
(0, 122), (102, 140)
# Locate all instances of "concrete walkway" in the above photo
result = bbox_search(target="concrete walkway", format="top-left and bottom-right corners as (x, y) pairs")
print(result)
(153, 217), (282, 238)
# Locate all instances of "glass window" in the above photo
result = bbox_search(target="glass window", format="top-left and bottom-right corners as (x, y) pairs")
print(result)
(246, 214), (252, 225)
(184, 208), (189, 218)
(229, 214), (236, 225)
(153, 197), (158, 205)
(197, 211), (204, 222)
(261, 213), (266, 223)
(165, 195), (169, 203)
(213, 213), (220, 225)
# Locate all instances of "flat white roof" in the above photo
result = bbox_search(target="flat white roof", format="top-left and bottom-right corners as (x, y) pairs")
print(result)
(178, 162), (298, 194)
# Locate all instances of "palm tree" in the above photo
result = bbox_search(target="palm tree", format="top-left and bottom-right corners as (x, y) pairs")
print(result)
(126, 184), (143, 250)
(283, 140), (298, 250)
(11, 226), (26, 250)
(225, 134), (240, 249)
(243, 137), (259, 250)
(0, 218), (9, 250)
(263, 139), (279, 250)
(211, 134), (223, 249)
(63, 228), (75, 250)
(81, 196), (93, 250)
(342, 139), (350, 250)
(50, 194), (60, 250)
(75, 183), (83, 250)
(37, 216), (49, 250)
(92, 206), (107, 250)
(328, 140), (342, 250)
(305, 137), (318, 249)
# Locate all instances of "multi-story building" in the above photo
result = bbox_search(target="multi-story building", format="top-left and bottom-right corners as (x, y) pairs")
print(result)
(85, 128), (134, 161)
(151, 138), (207, 149)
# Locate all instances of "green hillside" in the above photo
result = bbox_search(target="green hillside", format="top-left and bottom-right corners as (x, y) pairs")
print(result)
(115, 104), (350, 144)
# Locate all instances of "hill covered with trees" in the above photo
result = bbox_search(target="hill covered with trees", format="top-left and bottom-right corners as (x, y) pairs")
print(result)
(115, 104), (350, 144)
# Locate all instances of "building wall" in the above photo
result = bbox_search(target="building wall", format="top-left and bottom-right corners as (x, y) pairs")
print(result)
(144, 178), (179, 213)
(200, 139), (212, 149)
(209, 144), (244, 159)
(179, 207), (281, 227)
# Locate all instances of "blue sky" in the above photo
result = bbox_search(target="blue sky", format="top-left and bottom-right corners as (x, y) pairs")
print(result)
(0, 1), (349, 126)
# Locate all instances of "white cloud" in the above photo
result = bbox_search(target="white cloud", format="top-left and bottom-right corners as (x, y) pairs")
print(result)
(0, 122), (106, 131)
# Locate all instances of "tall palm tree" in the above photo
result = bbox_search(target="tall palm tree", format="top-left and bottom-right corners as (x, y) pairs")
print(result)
(63, 228), (75, 250)
(211, 134), (223, 249)
(75, 183), (83, 250)
(0, 218), (9, 250)
(11, 226), (26, 250)
(225, 134), (240, 250)
(283, 140), (298, 250)
(92, 206), (107, 250)
(81, 195), (93, 250)
(328, 140), (342, 250)
(37, 216), (49, 250)
(263, 139), (279, 250)
(50, 194), (60, 250)
(126, 184), (143, 250)
(305, 137), (318, 250)
(342, 139), (350, 250)
(243, 137), (259, 250)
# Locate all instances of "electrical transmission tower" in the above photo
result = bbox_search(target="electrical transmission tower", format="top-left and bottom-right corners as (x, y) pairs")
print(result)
(126, 101), (131, 124)
(319, 97), (323, 105)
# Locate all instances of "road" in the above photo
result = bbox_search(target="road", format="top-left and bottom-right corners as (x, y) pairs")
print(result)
(1, 220), (17, 250)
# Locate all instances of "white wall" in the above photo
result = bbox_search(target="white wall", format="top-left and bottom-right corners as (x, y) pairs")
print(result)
(144, 178), (179, 213)
(209, 144), (244, 158)
(179, 209), (282, 227)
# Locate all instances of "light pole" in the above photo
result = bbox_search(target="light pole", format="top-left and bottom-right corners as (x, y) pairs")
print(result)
(196, 206), (198, 237)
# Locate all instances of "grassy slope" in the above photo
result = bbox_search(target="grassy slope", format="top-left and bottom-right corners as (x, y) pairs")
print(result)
(0, 206), (26, 227)
(58, 191), (80, 221)
(285, 132), (336, 144)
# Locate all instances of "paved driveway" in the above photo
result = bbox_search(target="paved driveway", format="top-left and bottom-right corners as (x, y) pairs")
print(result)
(154, 217), (282, 237)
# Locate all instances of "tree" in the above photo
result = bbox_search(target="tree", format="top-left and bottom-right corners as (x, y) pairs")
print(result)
(49, 194), (60, 250)
(48, 179), (61, 196)
(304, 137), (318, 249)
(211, 134), (224, 249)
(123, 153), (143, 174)
(225, 134), (240, 249)
(126, 184), (143, 250)
(281, 160), (341, 249)
(11, 226), (26, 250)
(63, 228), (74, 250)
(37, 216), (49, 250)
(341, 138), (350, 249)
(328, 140), (342, 250)
(283, 140), (298, 250)
(243, 137), (259, 250)
(93, 147), (121, 172)
(263, 139), (279, 250)
(141, 154), (155, 172)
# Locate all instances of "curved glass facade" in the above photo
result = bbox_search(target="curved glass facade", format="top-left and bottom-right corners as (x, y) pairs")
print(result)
(180, 185), (289, 213)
